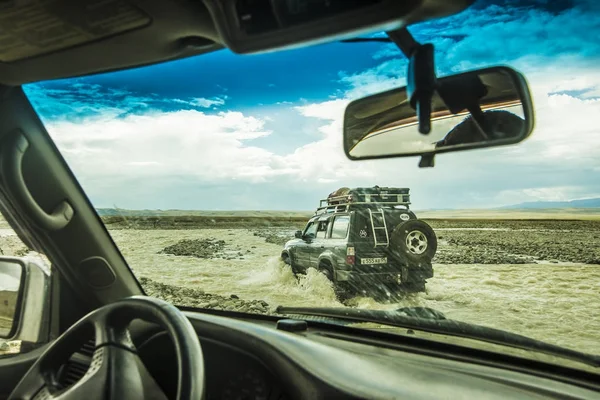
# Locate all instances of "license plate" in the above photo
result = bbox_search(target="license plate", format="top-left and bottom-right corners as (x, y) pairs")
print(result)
(360, 257), (387, 265)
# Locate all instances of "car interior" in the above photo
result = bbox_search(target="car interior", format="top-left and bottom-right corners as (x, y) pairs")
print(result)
(0, 0), (599, 399)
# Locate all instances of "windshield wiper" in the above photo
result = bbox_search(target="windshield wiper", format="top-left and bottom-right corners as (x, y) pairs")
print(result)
(276, 306), (600, 368)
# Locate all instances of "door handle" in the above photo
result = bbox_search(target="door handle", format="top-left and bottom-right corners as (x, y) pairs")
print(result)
(2, 132), (74, 231)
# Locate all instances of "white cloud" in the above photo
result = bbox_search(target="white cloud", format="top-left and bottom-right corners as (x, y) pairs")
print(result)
(372, 44), (401, 60)
(48, 110), (273, 184)
(172, 96), (227, 108)
(295, 99), (348, 120)
(495, 186), (600, 204)
(189, 97), (226, 108)
(47, 98), (374, 201)
(499, 69), (600, 171)
(339, 59), (407, 100)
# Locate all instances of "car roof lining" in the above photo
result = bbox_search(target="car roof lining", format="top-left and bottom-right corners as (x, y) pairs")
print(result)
(0, 0), (223, 86)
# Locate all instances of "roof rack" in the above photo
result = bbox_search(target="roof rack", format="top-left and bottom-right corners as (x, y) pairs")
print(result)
(314, 187), (411, 215)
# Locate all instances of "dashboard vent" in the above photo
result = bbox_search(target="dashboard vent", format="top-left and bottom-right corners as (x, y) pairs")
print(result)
(55, 337), (96, 391)
(56, 359), (90, 389)
(79, 339), (96, 358)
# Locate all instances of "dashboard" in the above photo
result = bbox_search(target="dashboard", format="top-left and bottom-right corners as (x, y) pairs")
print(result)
(129, 311), (600, 400)
(138, 332), (288, 400)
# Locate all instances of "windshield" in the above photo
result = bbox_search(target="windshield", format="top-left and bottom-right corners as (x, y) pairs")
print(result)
(22, 0), (600, 367)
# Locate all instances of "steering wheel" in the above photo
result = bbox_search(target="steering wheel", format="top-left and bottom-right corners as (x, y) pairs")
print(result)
(9, 296), (204, 400)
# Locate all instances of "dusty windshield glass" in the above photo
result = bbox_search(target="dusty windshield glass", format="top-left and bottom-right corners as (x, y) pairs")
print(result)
(23, 1), (599, 361)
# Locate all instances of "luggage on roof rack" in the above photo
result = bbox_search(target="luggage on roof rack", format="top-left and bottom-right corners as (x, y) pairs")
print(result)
(316, 186), (411, 214)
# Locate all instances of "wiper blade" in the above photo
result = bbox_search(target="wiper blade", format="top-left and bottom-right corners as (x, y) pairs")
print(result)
(276, 306), (600, 368)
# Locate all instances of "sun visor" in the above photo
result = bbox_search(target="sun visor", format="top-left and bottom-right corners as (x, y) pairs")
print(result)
(0, 0), (151, 62)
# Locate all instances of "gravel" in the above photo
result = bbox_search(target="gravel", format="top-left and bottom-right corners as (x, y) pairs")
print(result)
(433, 245), (536, 264)
(253, 229), (295, 247)
(139, 277), (272, 314)
(159, 238), (226, 258)
(431, 224), (600, 264)
(158, 238), (252, 260)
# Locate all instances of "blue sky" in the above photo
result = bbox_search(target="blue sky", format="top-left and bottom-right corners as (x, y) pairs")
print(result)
(23, 0), (600, 210)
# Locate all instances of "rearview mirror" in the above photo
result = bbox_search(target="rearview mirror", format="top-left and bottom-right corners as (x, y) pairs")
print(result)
(0, 259), (24, 338)
(343, 66), (534, 161)
(295, 230), (303, 239)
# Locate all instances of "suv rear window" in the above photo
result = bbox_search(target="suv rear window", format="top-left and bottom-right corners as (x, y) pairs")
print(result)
(331, 216), (350, 239)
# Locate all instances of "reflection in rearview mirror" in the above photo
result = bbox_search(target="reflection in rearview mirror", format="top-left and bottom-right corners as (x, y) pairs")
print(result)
(0, 260), (23, 338)
(343, 66), (534, 160)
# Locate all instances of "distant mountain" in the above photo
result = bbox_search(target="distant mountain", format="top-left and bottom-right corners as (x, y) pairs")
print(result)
(501, 198), (600, 209)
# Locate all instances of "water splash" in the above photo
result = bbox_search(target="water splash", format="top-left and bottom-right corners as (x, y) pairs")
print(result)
(239, 257), (341, 307)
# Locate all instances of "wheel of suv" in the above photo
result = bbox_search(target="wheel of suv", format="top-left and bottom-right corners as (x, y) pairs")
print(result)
(389, 220), (437, 264)
(282, 252), (300, 275)
(319, 263), (353, 302)
(319, 266), (333, 281)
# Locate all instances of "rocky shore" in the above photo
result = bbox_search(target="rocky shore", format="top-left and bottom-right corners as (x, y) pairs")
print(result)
(139, 277), (272, 314)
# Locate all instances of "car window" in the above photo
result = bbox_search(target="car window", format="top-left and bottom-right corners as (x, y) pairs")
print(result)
(304, 222), (318, 239)
(316, 220), (329, 239)
(330, 216), (350, 239)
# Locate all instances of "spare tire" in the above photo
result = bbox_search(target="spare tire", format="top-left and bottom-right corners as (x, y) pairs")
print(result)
(389, 219), (437, 265)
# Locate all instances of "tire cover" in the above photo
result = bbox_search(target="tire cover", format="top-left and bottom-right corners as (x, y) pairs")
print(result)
(389, 219), (437, 264)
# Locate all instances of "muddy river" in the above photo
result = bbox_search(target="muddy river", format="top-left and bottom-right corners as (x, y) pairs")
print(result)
(1, 220), (599, 360)
(107, 224), (600, 355)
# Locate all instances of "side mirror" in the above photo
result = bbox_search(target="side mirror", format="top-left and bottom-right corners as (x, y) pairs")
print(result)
(343, 66), (534, 162)
(303, 233), (315, 241)
(0, 259), (23, 339)
(0, 257), (50, 353)
(294, 230), (303, 239)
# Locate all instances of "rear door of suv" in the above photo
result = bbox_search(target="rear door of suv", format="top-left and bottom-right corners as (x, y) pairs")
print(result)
(350, 210), (390, 268)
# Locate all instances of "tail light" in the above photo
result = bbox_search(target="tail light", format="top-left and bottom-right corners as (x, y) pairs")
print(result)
(346, 246), (355, 265)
